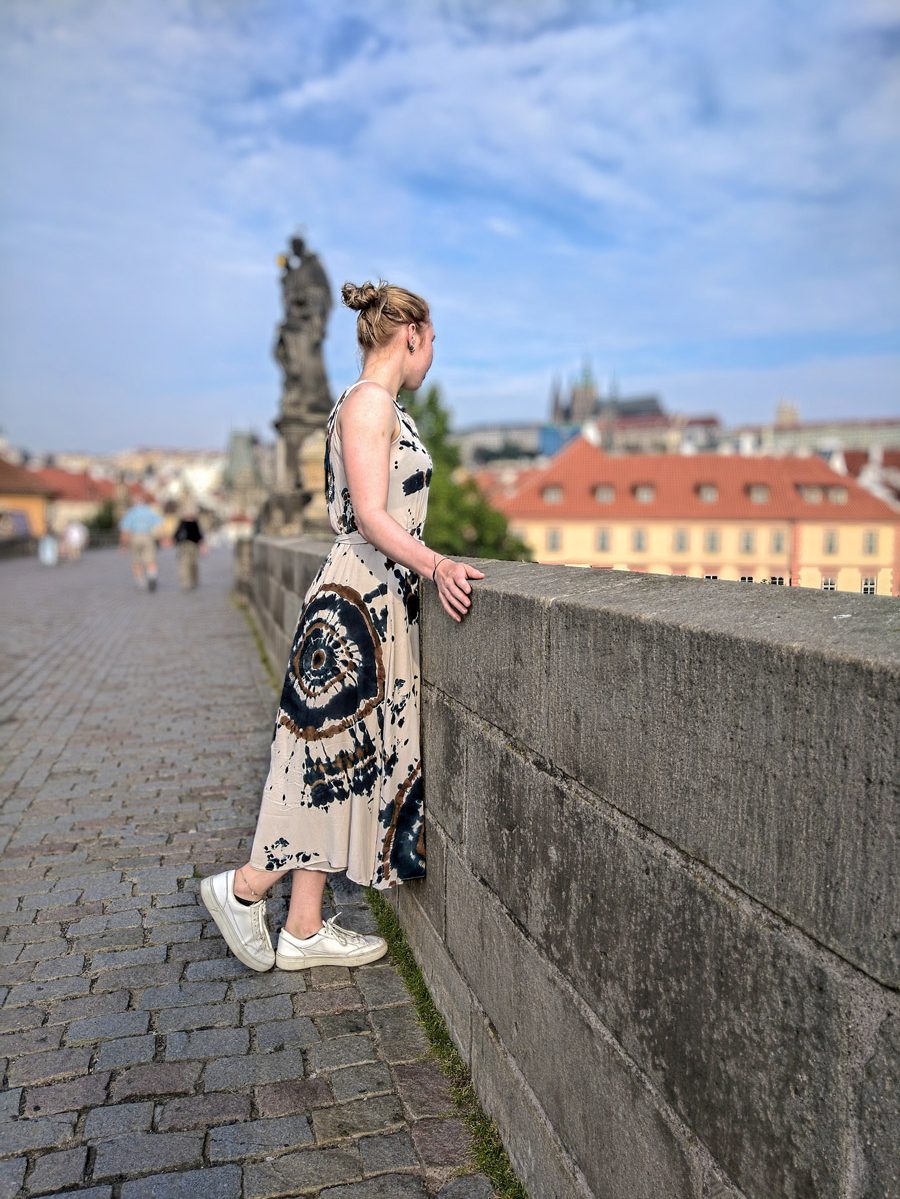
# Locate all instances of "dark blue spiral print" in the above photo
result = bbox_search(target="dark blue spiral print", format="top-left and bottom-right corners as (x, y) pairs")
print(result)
(278, 584), (385, 741)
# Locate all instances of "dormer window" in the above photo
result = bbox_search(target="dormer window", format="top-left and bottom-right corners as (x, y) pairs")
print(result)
(633, 483), (655, 503)
(542, 485), (563, 504)
(697, 483), (718, 503)
(798, 485), (823, 503)
(826, 486), (848, 504)
(748, 484), (770, 503)
(593, 484), (615, 503)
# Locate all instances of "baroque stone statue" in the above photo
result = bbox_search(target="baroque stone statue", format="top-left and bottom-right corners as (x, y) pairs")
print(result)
(261, 235), (335, 536)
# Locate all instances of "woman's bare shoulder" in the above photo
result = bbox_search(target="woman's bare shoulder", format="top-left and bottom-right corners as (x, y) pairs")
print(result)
(338, 382), (398, 438)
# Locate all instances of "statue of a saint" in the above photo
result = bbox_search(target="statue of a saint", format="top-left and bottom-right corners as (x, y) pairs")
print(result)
(274, 236), (333, 421)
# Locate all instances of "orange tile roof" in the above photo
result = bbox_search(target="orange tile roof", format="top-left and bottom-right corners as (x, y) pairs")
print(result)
(29, 466), (115, 502)
(0, 458), (56, 497)
(493, 437), (899, 522)
(844, 450), (900, 476)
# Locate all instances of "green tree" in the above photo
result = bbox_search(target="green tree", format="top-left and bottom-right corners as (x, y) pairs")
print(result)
(400, 385), (532, 561)
(88, 499), (117, 531)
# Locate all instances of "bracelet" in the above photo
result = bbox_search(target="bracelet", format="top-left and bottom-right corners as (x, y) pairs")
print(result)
(432, 555), (448, 582)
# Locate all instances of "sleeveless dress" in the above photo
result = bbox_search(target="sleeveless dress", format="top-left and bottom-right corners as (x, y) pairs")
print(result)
(249, 383), (432, 889)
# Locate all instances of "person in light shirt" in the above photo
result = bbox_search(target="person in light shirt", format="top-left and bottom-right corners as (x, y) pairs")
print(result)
(119, 500), (163, 591)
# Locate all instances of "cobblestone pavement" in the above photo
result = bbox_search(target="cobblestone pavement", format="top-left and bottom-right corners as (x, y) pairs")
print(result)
(0, 548), (493, 1199)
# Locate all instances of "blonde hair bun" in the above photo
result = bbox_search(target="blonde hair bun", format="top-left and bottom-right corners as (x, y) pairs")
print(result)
(340, 281), (386, 312)
(341, 279), (431, 352)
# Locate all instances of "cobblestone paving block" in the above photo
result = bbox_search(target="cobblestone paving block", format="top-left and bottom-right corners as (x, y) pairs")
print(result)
(21, 1071), (110, 1116)
(0, 1159), (26, 1199)
(410, 1118), (475, 1168)
(120, 1165), (242, 1199)
(369, 1005), (430, 1064)
(0, 1112), (76, 1155)
(253, 1016), (320, 1053)
(90, 947), (167, 974)
(354, 966), (413, 1009)
(66, 1010), (151, 1045)
(330, 1061), (394, 1103)
(83, 1102), (155, 1141)
(0, 1025), (62, 1058)
(90, 964), (175, 995)
(357, 1129), (420, 1175)
(36, 1189), (112, 1199)
(152, 1002), (240, 1034)
(110, 1062), (202, 1103)
(313, 1007), (371, 1039)
(23, 1145), (88, 1195)
(0, 1008), (42, 1034)
(293, 986), (364, 1018)
(202, 1047), (306, 1091)
(31, 955), (86, 981)
(4, 976), (90, 1005)
(253, 1077), (334, 1118)
(95, 1033), (157, 1070)
(137, 982), (228, 1011)
(312, 1094), (406, 1143)
(309, 965), (353, 990)
(319, 1174), (429, 1199)
(5, 1047), (92, 1087)
(163, 1026), (249, 1061)
(227, 970), (307, 1001)
(309, 1034), (378, 1073)
(393, 1060), (456, 1119)
(243, 1145), (363, 1198)
(206, 1113), (314, 1161)
(0, 1088), (21, 1120)
(155, 1091), (251, 1132)
(43, 989), (129, 1026)
(93, 1133), (205, 1181)
(182, 957), (247, 983)
(241, 994), (294, 1025)
(145, 921), (203, 946)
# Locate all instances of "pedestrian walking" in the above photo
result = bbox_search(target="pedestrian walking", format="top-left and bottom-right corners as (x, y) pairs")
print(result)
(202, 280), (484, 971)
(62, 519), (89, 561)
(173, 507), (205, 590)
(119, 499), (163, 591)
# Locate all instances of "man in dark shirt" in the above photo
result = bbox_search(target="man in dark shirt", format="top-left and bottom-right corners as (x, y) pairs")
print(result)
(173, 509), (205, 590)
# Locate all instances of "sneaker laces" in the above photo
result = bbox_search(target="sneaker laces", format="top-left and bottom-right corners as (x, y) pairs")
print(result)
(323, 911), (368, 946)
(251, 899), (270, 947)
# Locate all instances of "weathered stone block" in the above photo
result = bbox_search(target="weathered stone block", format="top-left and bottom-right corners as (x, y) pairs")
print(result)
(464, 727), (849, 1199)
(206, 1113), (312, 1161)
(421, 687), (466, 845)
(244, 1145), (362, 1199)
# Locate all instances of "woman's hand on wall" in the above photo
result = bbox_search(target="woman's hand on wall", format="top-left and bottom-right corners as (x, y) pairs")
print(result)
(435, 559), (485, 622)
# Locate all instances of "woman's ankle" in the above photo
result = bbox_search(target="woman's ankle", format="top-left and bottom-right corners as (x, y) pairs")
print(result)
(284, 919), (324, 940)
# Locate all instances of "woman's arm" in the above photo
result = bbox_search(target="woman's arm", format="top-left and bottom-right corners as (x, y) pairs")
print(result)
(339, 385), (484, 621)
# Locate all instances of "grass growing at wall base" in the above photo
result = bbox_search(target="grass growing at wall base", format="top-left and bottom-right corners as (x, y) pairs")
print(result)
(366, 886), (529, 1199)
(237, 592), (527, 1199)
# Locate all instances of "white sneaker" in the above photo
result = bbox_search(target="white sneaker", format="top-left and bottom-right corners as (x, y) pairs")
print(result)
(276, 912), (388, 970)
(200, 868), (275, 972)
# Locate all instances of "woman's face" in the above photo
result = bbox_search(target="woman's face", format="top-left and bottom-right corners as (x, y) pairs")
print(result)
(404, 321), (436, 391)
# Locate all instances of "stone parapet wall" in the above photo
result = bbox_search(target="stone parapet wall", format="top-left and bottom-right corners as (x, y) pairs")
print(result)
(248, 536), (899, 1199)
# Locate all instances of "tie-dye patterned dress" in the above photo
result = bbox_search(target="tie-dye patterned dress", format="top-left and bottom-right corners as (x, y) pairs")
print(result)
(249, 383), (432, 889)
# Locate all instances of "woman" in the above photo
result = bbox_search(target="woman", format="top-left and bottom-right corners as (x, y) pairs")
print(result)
(202, 280), (484, 972)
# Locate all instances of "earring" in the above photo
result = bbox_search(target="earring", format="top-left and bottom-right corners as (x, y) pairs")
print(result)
(408, 342), (415, 354)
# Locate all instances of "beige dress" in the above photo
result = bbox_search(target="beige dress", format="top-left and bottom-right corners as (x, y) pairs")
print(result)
(249, 383), (432, 888)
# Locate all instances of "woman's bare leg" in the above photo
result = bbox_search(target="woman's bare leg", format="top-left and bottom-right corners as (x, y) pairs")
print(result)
(284, 868), (329, 939)
(232, 862), (288, 902)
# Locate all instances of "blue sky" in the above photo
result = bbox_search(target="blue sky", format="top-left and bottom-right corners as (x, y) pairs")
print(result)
(1, 0), (898, 453)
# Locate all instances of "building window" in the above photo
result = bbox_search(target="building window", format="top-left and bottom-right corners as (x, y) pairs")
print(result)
(770, 576), (785, 586)
(697, 483), (718, 502)
(633, 483), (655, 503)
(823, 529), (838, 555)
(672, 528), (688, 552)
(594, 484), (615, 503)
(740, 576), (754, 583)
(704, 574), (718, 581)
(798, 484), (823, 503)
(546, 528), (561, 551)
(862, 577), (876, 595)
(822, 577), (836, 591)
(863, 529), (878, 555)
(827, 486), (848, 504)
(704, 529), (720, 553)
(739, 529), (755, 553)
(748, 484), (770, 503)
(543, 485), (563, 504)
(632, 528), (647, 552)
(595, 527), (610, 552)
(771, 530), (785, 554)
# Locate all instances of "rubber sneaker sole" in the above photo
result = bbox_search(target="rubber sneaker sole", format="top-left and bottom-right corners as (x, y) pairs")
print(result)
(200, 875), (274, 973)
(275, 940), (388, 971)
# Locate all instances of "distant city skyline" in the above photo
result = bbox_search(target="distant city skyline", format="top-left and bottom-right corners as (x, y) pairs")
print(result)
(1, 0), (898, 455)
